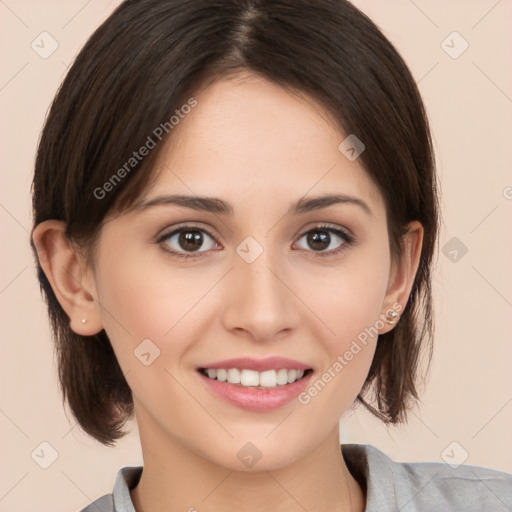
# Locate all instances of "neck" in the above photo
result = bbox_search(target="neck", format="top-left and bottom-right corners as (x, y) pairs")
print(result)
(130, 406), (365, 512)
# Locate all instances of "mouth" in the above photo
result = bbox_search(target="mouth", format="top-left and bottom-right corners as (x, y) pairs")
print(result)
(197, 367), (314, 389)
(196, 365), (314, 411)
(195, 356), (315, 411)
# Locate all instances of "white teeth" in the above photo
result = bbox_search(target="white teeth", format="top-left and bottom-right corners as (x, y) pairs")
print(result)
(227, 368), (240, 384)
(287, 369), (297, 383)
(259, 370), (277, 387)
(216, 369), (228, 382)
(276, 369), (289, 385)
(202, 367), (308, 387)
(241, 369), (260, 386)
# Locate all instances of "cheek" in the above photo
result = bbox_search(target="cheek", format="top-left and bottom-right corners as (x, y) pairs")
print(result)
(93, 245), (182, 363)
(93, 243), (219, 382)
(302, 246), (390, 346)
(294, 245), (390, 402)
(93, 252), (200, 414)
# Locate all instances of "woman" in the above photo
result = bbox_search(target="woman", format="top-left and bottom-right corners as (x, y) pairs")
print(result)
(30, 0), (512, 510)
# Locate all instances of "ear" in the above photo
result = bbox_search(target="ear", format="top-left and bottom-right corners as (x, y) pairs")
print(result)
(31, 220), (103, 335)
(379, 220), (424, 334)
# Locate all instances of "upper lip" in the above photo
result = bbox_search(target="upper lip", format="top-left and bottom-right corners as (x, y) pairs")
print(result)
(197, 356), (312, 372)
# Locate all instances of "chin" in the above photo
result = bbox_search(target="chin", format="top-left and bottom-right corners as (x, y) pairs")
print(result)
(197, 434), (312, 473)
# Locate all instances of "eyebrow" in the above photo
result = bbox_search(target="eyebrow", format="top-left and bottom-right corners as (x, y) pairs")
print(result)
(130, 193), (372, 216)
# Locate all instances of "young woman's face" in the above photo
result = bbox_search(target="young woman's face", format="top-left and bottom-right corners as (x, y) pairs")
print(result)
(87, 73), (400, 470)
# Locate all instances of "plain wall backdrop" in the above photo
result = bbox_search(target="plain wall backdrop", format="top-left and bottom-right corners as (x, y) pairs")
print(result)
(1, 1), (511, 511)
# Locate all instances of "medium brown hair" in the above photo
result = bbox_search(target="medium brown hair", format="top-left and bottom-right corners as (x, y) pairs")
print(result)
(30, 0), (439, 446)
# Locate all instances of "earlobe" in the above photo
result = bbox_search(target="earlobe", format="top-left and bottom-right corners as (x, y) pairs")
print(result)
(31, 220), (103, 336)
(379, 221), (424, 334)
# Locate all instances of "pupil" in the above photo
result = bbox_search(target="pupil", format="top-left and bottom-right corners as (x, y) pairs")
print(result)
(179, 230), (203, 251)
(308, 230), (329, 251)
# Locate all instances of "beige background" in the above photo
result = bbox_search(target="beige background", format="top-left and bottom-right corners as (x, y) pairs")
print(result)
(1, 1), (511, 511)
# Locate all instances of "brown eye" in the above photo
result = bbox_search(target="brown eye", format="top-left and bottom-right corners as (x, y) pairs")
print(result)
(305, 230), (331, 251)
(159, 225), (220, 259)
(295, 225), (353, 256)
(176, 230), (205, 252)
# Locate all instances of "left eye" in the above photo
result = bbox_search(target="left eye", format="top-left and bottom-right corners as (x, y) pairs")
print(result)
(295, 226), (350, 253)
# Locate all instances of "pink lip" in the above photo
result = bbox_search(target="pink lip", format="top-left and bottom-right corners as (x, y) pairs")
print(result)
(197, 356), (312, 372)
(197, 369), (314, 412)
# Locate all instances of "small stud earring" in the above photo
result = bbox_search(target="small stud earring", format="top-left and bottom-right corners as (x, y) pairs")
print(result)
(385, 310), (399, 325)
(81, 318), (87, 324)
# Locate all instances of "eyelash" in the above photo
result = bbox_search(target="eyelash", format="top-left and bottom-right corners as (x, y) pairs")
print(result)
(156, 223), (355, 260)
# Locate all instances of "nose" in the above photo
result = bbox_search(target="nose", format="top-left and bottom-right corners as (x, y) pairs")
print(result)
(221, 243), (300, 342)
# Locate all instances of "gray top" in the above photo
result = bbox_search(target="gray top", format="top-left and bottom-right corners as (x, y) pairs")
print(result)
(79, 443), (512, 511)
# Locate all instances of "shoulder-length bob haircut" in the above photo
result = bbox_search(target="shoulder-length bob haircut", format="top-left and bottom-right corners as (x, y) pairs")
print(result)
(31, 0), (439, 446)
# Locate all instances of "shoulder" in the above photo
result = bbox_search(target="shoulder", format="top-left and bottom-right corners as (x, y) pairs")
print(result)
(395, 456), (512, 511)
(342, 443), (512, 512)
(77, 466), (143, 512)
(78, 493), (113, 512)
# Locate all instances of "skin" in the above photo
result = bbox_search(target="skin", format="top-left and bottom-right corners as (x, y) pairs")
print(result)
(33, 72), (423, 512)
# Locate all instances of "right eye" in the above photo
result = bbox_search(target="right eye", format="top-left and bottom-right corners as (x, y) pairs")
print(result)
(158, 224), (222, 259)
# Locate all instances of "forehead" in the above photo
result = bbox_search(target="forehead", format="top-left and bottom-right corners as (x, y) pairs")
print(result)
(145, 73), (384, 212)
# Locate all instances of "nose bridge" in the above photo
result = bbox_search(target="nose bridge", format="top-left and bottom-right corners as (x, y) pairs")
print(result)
(222, 235), (298, 340)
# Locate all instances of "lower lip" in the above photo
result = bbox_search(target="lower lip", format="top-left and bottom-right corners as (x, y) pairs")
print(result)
(197, 370), (313, 412)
